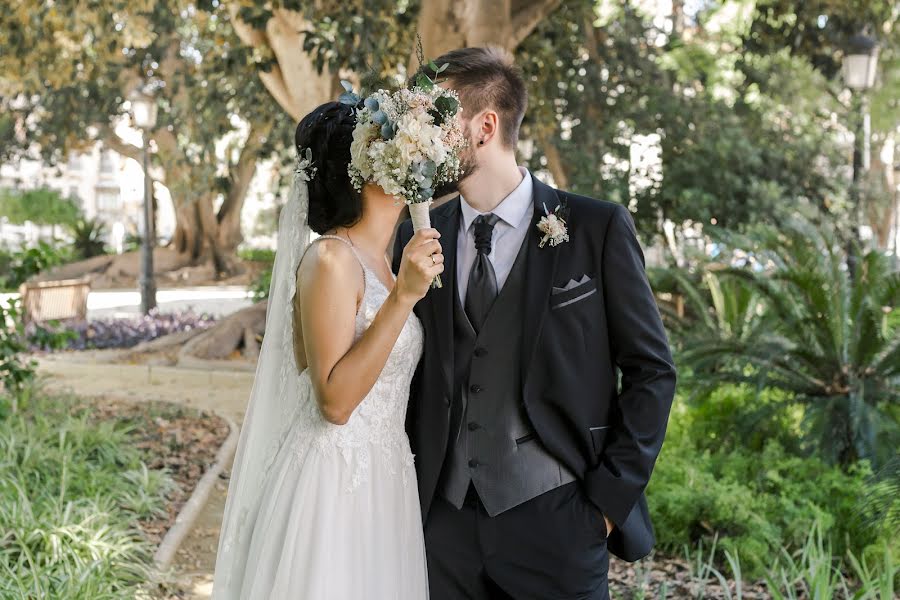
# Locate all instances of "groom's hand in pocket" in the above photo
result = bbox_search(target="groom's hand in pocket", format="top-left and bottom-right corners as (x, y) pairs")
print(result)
(604, 515), (614, 538)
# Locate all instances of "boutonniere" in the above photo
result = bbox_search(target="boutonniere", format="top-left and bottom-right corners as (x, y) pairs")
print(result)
(537, 199), (570, 248)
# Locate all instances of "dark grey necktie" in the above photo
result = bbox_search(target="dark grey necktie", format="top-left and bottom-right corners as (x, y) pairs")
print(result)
(465, 213), (501, 333)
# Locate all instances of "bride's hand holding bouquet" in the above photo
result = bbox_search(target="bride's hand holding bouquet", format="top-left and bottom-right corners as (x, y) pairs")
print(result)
(345, 61), (467, 289)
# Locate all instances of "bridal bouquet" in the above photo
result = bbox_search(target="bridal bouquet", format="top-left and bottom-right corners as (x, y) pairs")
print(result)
(346, 63), (467, 288)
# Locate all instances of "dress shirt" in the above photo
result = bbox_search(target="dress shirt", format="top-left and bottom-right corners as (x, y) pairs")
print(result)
(457, 167), (533, 303)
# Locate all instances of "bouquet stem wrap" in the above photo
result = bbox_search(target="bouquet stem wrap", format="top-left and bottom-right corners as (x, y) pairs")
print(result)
(408, 200), (442, 289)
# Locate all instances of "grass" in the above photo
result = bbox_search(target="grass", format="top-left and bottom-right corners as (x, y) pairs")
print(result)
(0, 393), (176, 598)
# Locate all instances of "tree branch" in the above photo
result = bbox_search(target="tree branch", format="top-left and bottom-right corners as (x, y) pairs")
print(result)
(510, 0), (562, 49)
(218, 121), (268, 222)
(227, 3), (269, 50)
(101, 128), (142, 162)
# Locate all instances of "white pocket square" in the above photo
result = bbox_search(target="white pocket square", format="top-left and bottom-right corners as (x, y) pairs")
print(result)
(552, 274), (592, 294)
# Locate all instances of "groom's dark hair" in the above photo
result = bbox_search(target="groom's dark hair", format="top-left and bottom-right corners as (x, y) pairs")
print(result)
(420, 46), (527, 149)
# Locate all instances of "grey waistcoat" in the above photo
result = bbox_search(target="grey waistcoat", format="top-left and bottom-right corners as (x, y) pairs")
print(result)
(438, 233), (576, 517)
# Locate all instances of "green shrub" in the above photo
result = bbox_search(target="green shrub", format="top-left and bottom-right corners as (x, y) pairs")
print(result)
(671, 217), (899, 467)
(648, 396), (898, 578)
(67, 217), (108, 259)
(250, 264), (273, 301)
(0, 299), (37, 399)
(237, 247), (275, 263)
(0, 394), (175, 597)
(0, 242), (73, 291)
(239, 247), (275, 302)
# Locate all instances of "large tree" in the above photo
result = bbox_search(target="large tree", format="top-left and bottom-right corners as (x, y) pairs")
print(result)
(0, 1), (291, 275)
(223, 0), (562, 122)
(516, 0), (858, 258)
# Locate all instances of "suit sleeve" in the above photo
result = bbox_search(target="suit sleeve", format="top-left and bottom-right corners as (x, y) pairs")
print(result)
(392, 219), (412, 276)
(583, 204), (677, 528)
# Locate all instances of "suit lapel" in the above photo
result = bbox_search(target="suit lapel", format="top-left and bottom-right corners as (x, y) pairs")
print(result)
(429, 197), (460, 395)
(521, 179), (563, 391)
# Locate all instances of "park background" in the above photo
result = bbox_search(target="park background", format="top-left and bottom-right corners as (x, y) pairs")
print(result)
(0, 0), (898, 598)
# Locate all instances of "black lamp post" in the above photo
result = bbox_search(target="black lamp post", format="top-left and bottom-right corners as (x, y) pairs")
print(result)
(842, 31), (878, 274)
(130, 90), (158, 315)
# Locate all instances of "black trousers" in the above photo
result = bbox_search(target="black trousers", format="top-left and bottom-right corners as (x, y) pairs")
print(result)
(425, 482), (610, 600)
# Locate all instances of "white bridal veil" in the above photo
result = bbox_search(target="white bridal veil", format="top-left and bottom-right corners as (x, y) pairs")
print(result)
(211, 165), (313, 598)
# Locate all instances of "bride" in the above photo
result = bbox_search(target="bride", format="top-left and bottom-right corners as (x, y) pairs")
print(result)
(211, 101), (443, 598)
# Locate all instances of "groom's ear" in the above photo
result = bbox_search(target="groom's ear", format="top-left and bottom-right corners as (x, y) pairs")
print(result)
(474, 111), (500, 147)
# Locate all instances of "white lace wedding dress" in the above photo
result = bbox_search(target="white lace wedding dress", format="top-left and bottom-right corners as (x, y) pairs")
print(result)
(230, 235), (429, 599)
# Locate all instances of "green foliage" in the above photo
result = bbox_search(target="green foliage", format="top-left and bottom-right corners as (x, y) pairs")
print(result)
(67, 217), (108, 260)
(743, 0), (897, 83)
(237, 247), (276, 263)
(0, 242), (73, 291)
(237, 246), (275, 302)
(0, 187), (82, 228)
(671, 216), (899, 466)
(0, 394), (174, 597)
(250, 265), (273, 302)
(0, 299), (37, 397)
(517, 1), (850, 242)
(649, 398), (897, 579)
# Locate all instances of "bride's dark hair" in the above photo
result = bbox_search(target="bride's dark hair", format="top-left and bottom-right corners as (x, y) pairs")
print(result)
(294, 102), (361, 234)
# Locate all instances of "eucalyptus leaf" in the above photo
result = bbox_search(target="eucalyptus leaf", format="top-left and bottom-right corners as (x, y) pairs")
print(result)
(340, 80), (354, 92)
(381, 122), (395, 139)
(422, 160), (437, 177)
(364, 97), (379, 112)
(415, 73), (434, 91)
(419, 187), (434, 199)
(338, 92), (359, 106)
(435, 95), (459, 115)
(372, 110), (387, 125)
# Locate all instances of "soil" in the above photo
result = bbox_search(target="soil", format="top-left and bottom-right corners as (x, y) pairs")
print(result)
(80, 397), (231, 549)
(38, 356), (771, 599)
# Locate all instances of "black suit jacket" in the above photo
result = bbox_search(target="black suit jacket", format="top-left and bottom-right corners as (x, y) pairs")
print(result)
(392, 178), (677, 561)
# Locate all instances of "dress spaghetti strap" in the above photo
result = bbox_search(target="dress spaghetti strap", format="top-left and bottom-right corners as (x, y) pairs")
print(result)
(299, 234), (369, 294)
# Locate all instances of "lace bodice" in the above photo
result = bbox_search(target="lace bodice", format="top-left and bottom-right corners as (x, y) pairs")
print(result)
(290, 235), (424, 490)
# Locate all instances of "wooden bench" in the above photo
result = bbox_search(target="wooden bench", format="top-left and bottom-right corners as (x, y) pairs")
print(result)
(18, 278), (91, 323)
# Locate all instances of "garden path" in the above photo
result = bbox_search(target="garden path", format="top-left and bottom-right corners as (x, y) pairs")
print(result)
(36, 356), (250, 598)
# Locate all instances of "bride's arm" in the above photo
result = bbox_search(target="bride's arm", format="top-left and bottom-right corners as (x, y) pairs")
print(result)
(297, 230), (443, 425)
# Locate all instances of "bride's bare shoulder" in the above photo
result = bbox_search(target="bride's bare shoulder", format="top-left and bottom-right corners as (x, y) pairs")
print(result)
(296, 237), (363, 290)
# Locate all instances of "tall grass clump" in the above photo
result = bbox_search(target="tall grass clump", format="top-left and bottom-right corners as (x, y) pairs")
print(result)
(0, 393), (175, 598)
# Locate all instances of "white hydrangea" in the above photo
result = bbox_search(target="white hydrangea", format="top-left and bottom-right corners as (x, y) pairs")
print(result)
(348, 84), (466, 205)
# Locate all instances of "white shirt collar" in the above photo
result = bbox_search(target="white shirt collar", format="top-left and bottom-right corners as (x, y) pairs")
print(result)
(460, 167), (533, 232)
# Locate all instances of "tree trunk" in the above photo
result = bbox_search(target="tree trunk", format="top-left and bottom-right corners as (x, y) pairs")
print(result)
(178, 301), (268, 364)
(866, 133), (896, 251)
(196, 194), (236, 277)
(172, 202), (204, 261)
(538, 131), (569, 189)
(216, 121), (270, 252)
(411, 0), (561, 72)
(229, 7), (340, 121)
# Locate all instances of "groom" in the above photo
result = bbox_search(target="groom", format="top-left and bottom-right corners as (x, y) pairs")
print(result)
(393, 47), (676, 599)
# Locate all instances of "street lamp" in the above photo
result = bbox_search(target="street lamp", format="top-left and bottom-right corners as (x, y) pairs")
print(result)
(842, 33), (879, 91)
(842, 31), (878, 275)
(130, 90), (158, 315)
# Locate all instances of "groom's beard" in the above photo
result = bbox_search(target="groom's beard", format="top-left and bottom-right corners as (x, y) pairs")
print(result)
(435, 141), (478, 198)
